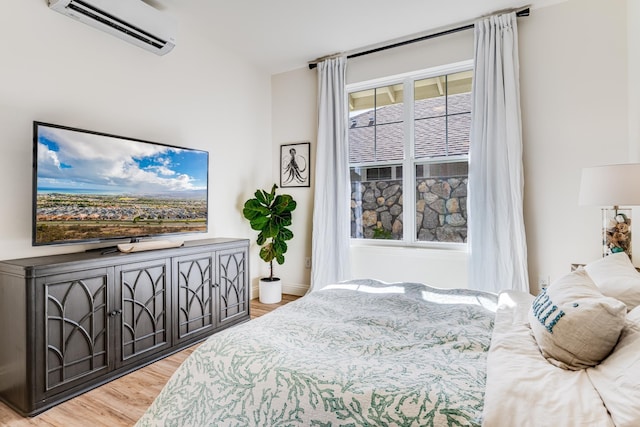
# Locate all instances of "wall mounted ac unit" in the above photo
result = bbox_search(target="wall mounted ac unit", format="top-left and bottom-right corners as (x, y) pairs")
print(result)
(48, 0), (176, 55)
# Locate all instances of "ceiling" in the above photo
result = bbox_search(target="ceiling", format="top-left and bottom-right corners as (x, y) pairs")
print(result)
(149, 0), (566, 75)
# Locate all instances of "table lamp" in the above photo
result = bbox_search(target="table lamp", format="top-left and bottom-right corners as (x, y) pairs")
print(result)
(579, 163), (640, 260)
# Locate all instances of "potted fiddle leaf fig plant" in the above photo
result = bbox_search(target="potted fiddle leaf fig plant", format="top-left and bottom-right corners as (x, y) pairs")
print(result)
(242, 184), (297, 304)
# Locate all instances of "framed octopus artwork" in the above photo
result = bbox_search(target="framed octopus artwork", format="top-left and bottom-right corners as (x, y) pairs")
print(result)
(280, 142), (310, 188)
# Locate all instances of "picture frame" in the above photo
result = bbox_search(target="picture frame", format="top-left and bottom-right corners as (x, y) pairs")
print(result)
(280, 142), (310, 188)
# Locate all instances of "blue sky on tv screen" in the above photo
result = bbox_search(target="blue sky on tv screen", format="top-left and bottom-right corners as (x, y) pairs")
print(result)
(36, 125), (208, 197)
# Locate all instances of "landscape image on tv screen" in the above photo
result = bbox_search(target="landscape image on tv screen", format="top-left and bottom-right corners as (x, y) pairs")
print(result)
(33, 122), (209, 246)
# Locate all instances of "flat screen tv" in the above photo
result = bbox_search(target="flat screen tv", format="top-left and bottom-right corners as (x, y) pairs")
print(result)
(33, 121), (209, 246)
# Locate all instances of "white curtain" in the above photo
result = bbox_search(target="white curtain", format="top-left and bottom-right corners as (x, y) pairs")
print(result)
(310, 57), (351, 291)
(468, 12), (529, 293)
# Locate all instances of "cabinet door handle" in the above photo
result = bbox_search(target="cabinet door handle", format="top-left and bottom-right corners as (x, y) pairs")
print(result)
(109, 309), (123, 317)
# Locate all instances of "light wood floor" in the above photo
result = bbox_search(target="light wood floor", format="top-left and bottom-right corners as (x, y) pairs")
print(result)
(0, 295), (300, 427)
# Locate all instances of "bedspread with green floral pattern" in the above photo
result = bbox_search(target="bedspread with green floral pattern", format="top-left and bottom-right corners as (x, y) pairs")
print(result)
(136, 280), (497, 427)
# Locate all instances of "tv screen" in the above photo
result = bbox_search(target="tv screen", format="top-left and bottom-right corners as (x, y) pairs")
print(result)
(33, 121), (209, 246)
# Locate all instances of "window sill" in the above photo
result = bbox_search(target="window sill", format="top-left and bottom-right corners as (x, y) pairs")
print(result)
(349, 238), (467, 252)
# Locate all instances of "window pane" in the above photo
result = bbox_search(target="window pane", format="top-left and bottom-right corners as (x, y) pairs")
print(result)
(349, 84), (403, 164)
(449, 92), (472, 115)
(349, 88), (375, 120)
(351, 166), (403, 240)
(376, 122), (404, 161)
(415, 117), (446, 159)
(414, 71), (472, 160)
(448, 113), (471, 156)
(415, 161), (468, 243)
(414, 77), (445, 120)
(349, 126), (374, 163)
(375, 84), (403, 125)
(447, 71), (473, 114)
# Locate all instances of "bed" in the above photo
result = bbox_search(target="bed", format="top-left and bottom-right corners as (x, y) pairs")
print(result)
(136, 254), (640, 427)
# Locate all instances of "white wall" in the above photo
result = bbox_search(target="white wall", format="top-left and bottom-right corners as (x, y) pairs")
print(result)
(270, 68), (317, 296)
(520, 0), (629, 293)
(0, 2), (272, 292)
(346, 30), (473, 84)
(630, 0), (640, 162)
(271, 0), (631, 293)
(350, 244), (468, 288)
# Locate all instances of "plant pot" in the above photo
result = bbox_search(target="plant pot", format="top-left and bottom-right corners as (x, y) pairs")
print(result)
(259, 277), (282, 304)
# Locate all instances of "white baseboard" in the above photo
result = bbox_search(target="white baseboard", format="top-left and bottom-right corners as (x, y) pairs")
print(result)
(251, 281), (309, 300)
(282, 282), (309, 296)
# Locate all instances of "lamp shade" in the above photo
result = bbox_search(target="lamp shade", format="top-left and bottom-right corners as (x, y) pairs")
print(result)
(579, 163), (640, 207)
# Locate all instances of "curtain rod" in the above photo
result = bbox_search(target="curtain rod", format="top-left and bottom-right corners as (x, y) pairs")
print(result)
(308, 7), (530, 70)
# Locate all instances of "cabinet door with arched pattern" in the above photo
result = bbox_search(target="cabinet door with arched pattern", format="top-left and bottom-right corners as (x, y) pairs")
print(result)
(217, 246), (249, 327)
(173, 252), (215, 344)
(115, 259), (171, 368)
(37, 268), (112, 399)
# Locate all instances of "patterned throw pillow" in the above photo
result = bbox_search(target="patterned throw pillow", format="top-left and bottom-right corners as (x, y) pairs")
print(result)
(528, 269), (627, 370)
(584, 252), (640, 311)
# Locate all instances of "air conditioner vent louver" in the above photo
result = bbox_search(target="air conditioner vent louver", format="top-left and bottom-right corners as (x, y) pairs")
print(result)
(48, 0), (176, 55)
(67, 1), (166, 49)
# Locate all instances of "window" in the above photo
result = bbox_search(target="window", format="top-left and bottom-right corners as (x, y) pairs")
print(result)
(348, 62), (472, 244)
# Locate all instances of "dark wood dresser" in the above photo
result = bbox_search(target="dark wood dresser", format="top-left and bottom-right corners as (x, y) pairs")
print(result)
(0, 238), (249, 416)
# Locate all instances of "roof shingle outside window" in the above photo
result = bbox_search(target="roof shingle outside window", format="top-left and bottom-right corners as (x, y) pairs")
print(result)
(349, 92), (471, 163)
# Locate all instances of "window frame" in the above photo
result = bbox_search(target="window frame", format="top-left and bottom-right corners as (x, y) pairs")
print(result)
(347, 59), (473, 250)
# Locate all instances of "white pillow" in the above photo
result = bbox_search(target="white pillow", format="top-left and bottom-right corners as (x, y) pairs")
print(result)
(587, 306), (640, 427)
(584, 252), (640, 310)
(528, 269), (627, 370)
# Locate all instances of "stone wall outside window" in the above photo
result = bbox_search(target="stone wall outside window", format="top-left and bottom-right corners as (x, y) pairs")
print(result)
(351, 176), (467, 242)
